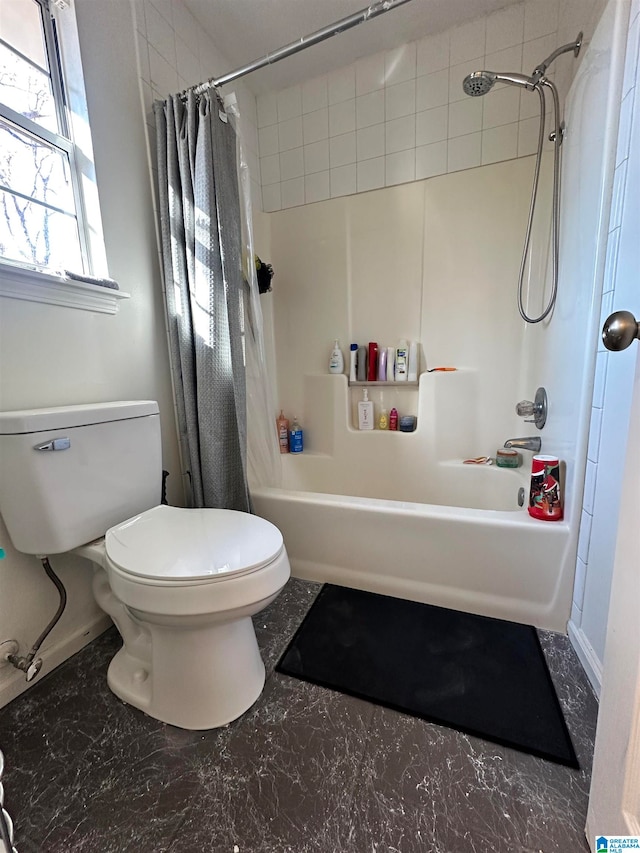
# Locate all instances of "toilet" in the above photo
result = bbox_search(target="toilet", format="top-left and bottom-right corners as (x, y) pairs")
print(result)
(0, 401), (290, 730)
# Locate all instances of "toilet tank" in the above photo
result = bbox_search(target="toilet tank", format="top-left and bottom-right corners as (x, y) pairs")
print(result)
(0, 401), (162, 555)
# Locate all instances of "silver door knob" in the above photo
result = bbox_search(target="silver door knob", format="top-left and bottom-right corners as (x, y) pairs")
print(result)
(602, 311), (640, 351)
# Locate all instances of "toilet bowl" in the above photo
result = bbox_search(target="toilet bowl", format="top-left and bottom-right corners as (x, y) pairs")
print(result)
(0, 401), (291, 730)
(77, 505), (290, 730)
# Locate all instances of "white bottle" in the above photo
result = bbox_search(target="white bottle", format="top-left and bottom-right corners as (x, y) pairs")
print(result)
(407, 341), (418, 381)
(395, 339), (408, 382)
(358, 388), (374, 430)
(349, 343), (358, 382)
(329, 340), (344, 374)
(386, 346), (395, 381)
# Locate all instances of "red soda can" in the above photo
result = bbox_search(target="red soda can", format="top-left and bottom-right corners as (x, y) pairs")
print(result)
(528, 455), (563, 521)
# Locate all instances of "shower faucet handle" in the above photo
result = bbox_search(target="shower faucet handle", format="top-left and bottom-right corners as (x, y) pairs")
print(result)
(515, 387), (548, 430)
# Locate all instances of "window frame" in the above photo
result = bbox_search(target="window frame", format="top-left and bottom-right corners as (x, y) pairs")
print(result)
(0, 0), (128, 313)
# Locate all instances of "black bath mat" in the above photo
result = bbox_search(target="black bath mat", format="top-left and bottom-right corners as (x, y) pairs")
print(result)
(276, 584), (578, 768)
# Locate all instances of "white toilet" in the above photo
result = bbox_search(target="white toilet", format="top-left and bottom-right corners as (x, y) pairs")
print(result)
(0, 401), (290, 730)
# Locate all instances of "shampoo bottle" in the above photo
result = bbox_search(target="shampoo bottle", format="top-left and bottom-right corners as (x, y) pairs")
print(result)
(386, 346), (395, 381)
(378, 407), (389, 430)
(290, 416), (303, 453)
(377, 348), (387, 381)
(356, 346), (368, 381)
(358, 388), (374, 430)
(367, 342), (378, 382)
(395, 339), (408, 382)
(276, 410), (289, 454)
(389, 407), (399, 431)
(349, 343), (358, 382)
(329, 340), (344, 374)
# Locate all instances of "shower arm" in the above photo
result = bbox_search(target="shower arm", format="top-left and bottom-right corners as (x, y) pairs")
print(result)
(531, 33), (583, 83)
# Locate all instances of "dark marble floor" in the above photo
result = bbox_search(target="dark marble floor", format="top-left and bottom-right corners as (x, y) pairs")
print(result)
(0, 579), (598, 853)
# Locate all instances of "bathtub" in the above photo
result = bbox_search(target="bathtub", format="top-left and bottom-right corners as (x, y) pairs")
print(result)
(252, 455), (573, 632)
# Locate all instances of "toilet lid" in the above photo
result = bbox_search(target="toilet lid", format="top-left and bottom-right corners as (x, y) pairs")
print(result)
(105, 505), (283, 582)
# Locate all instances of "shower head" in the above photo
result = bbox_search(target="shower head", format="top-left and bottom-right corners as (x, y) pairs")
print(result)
(462, 70), (537, 96)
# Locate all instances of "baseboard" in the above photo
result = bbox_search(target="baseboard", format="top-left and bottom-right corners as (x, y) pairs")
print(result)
(568, 619), (603, 699)
(0, 613), (112, 710)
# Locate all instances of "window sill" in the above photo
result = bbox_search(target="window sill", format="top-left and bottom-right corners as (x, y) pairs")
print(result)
(0, 265), (130, 314)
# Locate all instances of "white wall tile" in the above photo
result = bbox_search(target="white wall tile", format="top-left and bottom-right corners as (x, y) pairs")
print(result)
(486, 4), (525, 55)
(357, 124), (385, 160)
(484, 44), (524, 78)
(416, 140), (447, 179)
(305, 170), (330, 204)
(260, 153), (280, 185)
(587, 406), (603, 462)
(616, 91), (633, 166)
(578, 510), (593, 564)
(173, 1), (199, 50)
(582, 459), (597, 515)
(259, 124), (279, 157)
(303, 108), (329, 144)
(482, 122), (518, 164)
(278, 116), (303, 151)
(279, 147), (304, 181)
(356, 52), (386, 95)
(602, 226), (621, 293)
(137, 37), (151, 85)
(330, 131), (356, 167)
(330, 164), (357, 197)
(450, 18), (486, 65)
(573, 556), (588, 609)
(302, 76), (328, 114)
(277, 85), (302, 122)
(149, 45), (178, 95)
(482, 86), (521, 128)
(416, 69), (449, 111)
(449, 98), (483, 138)
(524, 0), (560, 42)
(385, 80), (416, 120)
(610, 161), (628, 231)
(448, 132), (482, 171)
(327, 66), (356, 105)
(145, 2), (175, 66)
(592, 351), (608, 409)
(262, 183), (281, 212)
(281, 176), (305, 208)
(386, 114), (415, 153)
(257, 92), (278, 128)
(416, 106), (448, 146)
(175, 37), (200, 88)
(386, 149), (415, 185)
(356, 90), (385, 129)
(517, 116), (540, 156)
(416, 31), (450, 76)
(385, 43), (416, 86)
(329, 99), (356, 136)
(304, 139), (330, 175)
(357, 156), (385, 192)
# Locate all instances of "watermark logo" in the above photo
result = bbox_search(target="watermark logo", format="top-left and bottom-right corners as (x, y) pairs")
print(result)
(595, 838), (640, 851)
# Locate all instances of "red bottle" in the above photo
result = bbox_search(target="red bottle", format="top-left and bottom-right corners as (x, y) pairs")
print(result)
(367, 342), (378, 382)
(389, 407), (398, 431)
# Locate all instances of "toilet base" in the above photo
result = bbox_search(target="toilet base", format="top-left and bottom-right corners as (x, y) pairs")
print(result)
(107, 615), (266, 730)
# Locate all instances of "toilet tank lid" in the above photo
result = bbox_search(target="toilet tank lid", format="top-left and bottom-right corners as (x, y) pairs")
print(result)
(0, 401), (159, 435)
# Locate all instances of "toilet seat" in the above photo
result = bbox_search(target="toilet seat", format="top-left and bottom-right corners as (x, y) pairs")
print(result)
(105, 504), (284, 584)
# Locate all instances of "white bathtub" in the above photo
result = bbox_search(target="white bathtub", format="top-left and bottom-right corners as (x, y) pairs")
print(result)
(252, 455), (573, 632)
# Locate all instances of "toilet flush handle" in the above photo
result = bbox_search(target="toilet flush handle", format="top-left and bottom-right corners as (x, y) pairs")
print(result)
(34, 438), (71, 451)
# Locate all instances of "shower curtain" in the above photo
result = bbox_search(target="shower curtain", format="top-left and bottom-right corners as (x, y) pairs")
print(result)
(155, 90), (279, 510)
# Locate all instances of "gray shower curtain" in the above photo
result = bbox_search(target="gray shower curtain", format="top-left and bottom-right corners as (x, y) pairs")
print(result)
(154, 91), (250, 512)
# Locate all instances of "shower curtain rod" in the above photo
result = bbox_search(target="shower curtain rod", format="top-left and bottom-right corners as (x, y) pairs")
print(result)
(179, 0), (416, 99)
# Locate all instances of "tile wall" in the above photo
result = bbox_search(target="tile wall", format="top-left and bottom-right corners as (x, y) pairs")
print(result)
(257, 0), (565, 211)
(130, 0), (262, 212)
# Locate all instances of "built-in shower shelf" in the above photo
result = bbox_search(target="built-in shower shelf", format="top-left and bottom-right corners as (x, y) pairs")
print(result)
(348, 381), (419, 387)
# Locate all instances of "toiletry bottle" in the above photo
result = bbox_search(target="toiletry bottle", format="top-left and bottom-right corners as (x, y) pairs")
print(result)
(395, 340), (408, 381)
(367, 342), (378, 382)
(378, 407), (388, 430)
(349, 343), (358, 382)
(276, 410), (289, 454)
(407, 341), (418, 381)
(290, 416), (303, 453)
(329, 340), (344, 374)
(357, 346), (368, 381)
(377, 348), (387, 381)
(389, 407), (398, 431)
(358, 388), (374, 430)
(386, 346), (395, 381)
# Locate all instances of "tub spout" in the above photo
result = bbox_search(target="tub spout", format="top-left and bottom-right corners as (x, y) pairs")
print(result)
(504, 437), (541, 452)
